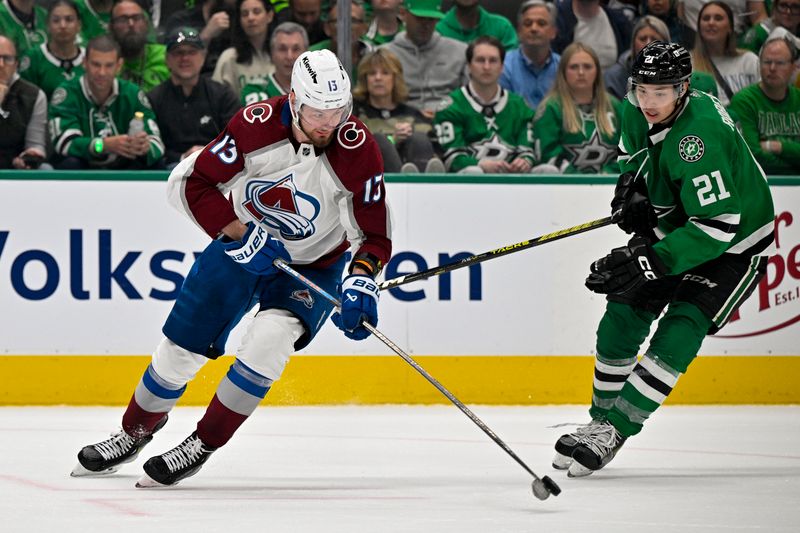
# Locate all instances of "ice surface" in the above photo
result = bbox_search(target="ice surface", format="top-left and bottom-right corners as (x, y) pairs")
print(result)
(1, 405), (798, 532)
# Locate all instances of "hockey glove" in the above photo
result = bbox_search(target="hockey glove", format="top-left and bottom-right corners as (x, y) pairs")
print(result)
(611, 172), (657, 235)
(331, 274), (380, 341)
(585, 236), (667, 295)
(221, 221), (290, 276)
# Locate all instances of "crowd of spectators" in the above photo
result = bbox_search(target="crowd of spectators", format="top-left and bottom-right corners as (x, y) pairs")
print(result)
(0, 0), (798, 173)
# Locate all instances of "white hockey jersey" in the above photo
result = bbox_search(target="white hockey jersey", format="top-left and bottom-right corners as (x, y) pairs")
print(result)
(167, 96), (392, 268)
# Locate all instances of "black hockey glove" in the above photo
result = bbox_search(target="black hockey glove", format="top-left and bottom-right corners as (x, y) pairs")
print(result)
(585, 236), (667, 295)
(611, 172), (657, 234)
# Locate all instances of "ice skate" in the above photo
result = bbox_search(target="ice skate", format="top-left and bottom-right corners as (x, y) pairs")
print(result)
(136, 431), (216, 488)
(552, 419), (604, 470)
(568, 421), (626, 478)
(71, 415), (168, 477)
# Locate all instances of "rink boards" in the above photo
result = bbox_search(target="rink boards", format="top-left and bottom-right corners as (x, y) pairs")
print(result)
(0, 174), (798, 405)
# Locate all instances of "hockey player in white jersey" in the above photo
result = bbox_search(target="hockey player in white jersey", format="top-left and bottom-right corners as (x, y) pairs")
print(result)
(70, 50), (392, 487)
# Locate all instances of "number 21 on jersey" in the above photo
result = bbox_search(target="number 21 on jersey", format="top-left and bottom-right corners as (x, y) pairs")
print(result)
(692, 170), (730, 206)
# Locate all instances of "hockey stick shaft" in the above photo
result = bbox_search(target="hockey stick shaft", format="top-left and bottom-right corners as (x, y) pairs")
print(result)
(273, 258), (553, 485)
(379, 215), (615, 290)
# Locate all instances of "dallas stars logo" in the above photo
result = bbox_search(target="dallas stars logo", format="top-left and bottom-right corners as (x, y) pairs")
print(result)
(679, 135), (704, 162)
(564, 129), (617, 172)
(470, 133), (514, 161)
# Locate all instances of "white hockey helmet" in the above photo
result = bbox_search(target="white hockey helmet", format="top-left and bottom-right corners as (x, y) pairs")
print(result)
(290, 49), (352, 130)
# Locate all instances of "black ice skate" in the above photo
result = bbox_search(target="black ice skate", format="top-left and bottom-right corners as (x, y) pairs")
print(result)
(552, 419), (604, 470)
(568, 421), (627, 478)
(136, 431), (216, 488)
(71, 415), (168, 477)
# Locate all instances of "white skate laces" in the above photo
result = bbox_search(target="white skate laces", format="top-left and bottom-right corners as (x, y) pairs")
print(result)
(93, 430), (137, 460)
(161, 434), (209, 473)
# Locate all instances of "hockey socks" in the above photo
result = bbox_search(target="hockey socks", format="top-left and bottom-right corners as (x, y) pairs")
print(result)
(122, 364), (186, 437)
(196, 359), (273, 449)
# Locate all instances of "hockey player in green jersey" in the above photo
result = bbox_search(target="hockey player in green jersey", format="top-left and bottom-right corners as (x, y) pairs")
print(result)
(432, 35), (534, 174)
(49, 35), (164, 169)
(553, 41), (775, 477)
(532, 42), (623, 174)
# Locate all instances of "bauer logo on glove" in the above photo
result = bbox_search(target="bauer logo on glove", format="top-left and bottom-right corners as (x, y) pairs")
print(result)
(332, 274), (380, 341)
(221, 221), (291, 276)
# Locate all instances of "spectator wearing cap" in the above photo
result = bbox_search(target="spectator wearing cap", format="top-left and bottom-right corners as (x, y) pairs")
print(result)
(147, 27), (239, 167)
(162, 0), (236, 76)
(381, 0), (467, 119)
(499, 0), (560, 110)
(213, 0), (275, 98)
(729, 36), (800, 175)
(436, 0), (517, 51)
(0, 35), (48, 169)
(552, 0), (632, 70)
(0, 0), (47, 56)
(240, 21), (307, 105)
(110, 0), (169, 91)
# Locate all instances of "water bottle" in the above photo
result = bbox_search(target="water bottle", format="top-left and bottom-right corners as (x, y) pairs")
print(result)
(128, 111), (145, 136)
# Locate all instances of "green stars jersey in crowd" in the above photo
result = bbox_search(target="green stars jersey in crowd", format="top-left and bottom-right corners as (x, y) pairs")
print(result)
(240, 73), (287, 106)
(618, 91), (775, 275)
(18, 43), (85, 99)
(73, 0), (110, 44)
(49, 75), (164, 167)
(533, 96), (623, 174)
(0, 0), (46, 55)
(432, 86), (535, 172)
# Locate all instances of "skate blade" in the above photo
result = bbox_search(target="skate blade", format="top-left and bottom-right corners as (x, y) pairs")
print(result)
(567, 462), (595, 478)
(70, 463), (121, 477)
(552, 452), (573, 470)
(135, 472), (170, 488)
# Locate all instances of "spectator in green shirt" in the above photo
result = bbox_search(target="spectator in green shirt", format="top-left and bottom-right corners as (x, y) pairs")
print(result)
(110, 0), (168, 91)
(436, 0), (517, 51)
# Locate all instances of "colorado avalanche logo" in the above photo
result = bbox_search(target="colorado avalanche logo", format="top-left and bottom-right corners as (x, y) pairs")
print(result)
(242, 175), (320, 240)
(337, 121), (366, 149)
(243, 103), (273, 124)
(290, 289), (314, 309)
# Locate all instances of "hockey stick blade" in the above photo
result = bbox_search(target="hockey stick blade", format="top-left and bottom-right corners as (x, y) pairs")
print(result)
(273, 259), (561, 501)
(379, 215), (615, 290)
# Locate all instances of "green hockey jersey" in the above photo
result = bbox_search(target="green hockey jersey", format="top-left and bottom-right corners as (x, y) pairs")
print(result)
(618, 91), (775, 275)
(728, 83), (800, 175)
(432, 85), (535, 172)
(18, 43), (85, 99)
(73, 0), (110, 44)
(533, 95), (623, 174)
(240, 73), (286, 106)
(0, 0), (46, 55)
(49, 75), (164, 167)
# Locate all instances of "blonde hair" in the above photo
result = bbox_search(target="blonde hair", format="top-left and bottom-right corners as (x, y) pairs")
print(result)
(352, 49), (409, 104)
(542, 42), (616, 138)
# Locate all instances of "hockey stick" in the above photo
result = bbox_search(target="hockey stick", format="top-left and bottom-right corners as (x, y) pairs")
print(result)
(273, 258), (561, 501)
(378, 215), (615, 290)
